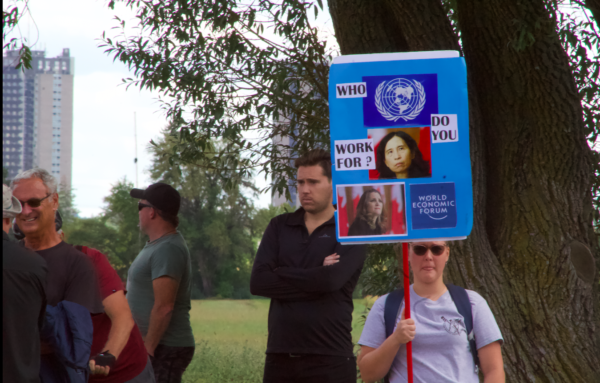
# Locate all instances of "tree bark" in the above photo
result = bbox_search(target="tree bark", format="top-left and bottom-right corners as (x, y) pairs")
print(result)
(328, 0), (599, 381)
(196, 252), (214, 297)
(328, 0), (409, 54)
(456, 1), (598, 380)
(584, 0), (600, 31)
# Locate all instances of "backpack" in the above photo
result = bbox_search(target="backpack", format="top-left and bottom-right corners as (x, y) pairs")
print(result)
(383, 284), (480, 382)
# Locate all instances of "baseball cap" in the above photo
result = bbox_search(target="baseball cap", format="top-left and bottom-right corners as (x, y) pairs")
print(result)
(3, 184), (22, 218)
(129, 182), (180, 216)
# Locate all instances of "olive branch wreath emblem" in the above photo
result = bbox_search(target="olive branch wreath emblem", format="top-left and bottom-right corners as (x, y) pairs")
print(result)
(375, 79), (426, 122)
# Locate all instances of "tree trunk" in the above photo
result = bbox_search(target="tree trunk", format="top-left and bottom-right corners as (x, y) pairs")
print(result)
(456, 1), (598, 380)
(328, 0), (599, 381)
(584, 0), (600, 31)
(196, 252), (214, 297)
(328, 0), (409, 54)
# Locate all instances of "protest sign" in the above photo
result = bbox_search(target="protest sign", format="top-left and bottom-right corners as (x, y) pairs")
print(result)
(329, 51), (473, 244)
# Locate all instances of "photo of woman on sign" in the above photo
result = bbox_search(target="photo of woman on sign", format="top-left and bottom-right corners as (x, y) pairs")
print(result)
(348, 189), (386, 236)
(337, 184), (406, 238)
(375, 130), (431, 179)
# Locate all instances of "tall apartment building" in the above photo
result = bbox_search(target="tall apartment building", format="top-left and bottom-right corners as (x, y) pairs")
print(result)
(271, 125), (300, 208)
(3, 48), (74, 189)
(270, 73), (328, 209)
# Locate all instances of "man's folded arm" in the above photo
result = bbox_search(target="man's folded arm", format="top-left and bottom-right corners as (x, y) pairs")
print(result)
(250, 219), (323, 301)
(275, 244), (366, 293)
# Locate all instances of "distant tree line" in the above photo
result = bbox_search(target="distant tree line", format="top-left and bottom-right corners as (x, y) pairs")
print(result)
(60, 131), (292, 299)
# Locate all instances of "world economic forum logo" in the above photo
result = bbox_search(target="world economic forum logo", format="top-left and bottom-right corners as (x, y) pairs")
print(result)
(375, 78), (426, 122)
(363, 74), (438, 127)
(410, 183), (457, 230)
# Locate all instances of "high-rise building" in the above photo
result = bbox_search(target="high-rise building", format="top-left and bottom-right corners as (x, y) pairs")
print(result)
(3, 48), (74, 189)
(270, 74), (327, 209)
(271, 129), (299, 208)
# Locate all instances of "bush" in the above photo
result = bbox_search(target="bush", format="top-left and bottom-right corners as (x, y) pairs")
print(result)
(215, 281), (234, 299)
(232, 286), (252, 299)
(190, 285), (204, 300)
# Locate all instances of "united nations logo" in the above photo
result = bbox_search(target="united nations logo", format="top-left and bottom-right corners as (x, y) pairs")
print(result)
(375, 78), (426, 122)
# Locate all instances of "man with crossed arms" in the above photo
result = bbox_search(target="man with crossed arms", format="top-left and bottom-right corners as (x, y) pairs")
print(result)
(251, 149), (367, 383)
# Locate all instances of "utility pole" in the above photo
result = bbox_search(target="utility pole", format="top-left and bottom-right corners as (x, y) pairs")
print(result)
(134, 111), (142, 251)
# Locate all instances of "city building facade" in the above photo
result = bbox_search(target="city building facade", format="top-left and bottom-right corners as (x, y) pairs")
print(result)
(3, 48), (74, 189)
(271, 133), (300, 208)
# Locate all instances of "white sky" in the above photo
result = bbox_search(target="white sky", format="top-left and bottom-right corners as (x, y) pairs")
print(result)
(4, 0), (338, 217)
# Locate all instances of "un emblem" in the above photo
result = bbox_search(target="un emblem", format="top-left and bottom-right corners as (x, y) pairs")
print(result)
(375, 78), (426, 122)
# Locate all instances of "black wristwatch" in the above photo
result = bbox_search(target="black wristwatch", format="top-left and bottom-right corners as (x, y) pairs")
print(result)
(93, 350), (116, 369)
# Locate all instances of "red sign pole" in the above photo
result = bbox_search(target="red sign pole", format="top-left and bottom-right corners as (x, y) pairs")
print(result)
(402, 242), (413, 383)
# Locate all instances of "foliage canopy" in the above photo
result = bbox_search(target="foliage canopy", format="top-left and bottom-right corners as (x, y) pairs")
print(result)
(103, 0), (333, 198)
(62, 130), (285, 296)
(2, 0), (33, 69)
(103, 0), (598, 208)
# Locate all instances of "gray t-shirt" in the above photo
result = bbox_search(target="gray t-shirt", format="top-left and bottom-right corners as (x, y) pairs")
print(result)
(358, 285), (503, 383)
(126, 232), (195, 347)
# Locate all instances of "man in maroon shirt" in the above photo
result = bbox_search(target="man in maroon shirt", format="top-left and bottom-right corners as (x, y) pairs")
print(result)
(78, 245), (155, 383)
(46, 232), (152, 382)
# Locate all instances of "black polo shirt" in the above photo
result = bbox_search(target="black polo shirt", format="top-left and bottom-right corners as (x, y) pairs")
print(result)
(250, 208), (366, 356)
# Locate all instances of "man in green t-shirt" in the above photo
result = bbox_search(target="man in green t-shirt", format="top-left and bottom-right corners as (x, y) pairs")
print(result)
(128, 183), (195, 383)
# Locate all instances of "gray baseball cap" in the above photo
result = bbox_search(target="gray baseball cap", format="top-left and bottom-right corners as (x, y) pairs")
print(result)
(3, 184), (22, 218)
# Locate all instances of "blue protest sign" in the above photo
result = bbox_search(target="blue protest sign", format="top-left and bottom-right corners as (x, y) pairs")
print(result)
(329, 51), (473, 244)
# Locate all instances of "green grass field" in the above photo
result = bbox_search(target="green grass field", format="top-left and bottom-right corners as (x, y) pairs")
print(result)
(182, 298), (372, 382)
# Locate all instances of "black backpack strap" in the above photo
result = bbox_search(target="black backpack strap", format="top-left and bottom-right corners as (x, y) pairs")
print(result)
(384, 289), (404, 338)
(383, 289), (404, 383)
(446, 283), (480, 373)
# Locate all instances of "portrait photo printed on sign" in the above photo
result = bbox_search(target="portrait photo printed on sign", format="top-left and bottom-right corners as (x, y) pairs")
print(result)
(337, 183), (407, 238)
(363, 73), (438, 127)
(368, 127), (432, 180)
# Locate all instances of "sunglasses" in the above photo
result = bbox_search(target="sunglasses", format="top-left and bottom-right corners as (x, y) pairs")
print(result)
(412, 245), (446, 256)
(138, 202), (153, 211)
(18, 194), (52, 208)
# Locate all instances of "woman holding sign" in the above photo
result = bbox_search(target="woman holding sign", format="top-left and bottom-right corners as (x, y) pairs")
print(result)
(376, 131), (430, 179)
(348, 189), (386, 236)
(357, 241), (505, 383)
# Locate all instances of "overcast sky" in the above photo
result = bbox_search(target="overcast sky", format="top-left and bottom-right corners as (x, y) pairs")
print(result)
(5, 0), (337, 217)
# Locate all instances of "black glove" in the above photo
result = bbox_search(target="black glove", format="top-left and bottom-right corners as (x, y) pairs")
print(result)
(92, 351), (116, 369)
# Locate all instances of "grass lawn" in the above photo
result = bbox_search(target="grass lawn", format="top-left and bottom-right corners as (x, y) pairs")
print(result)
(183, 298), (374, 383)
